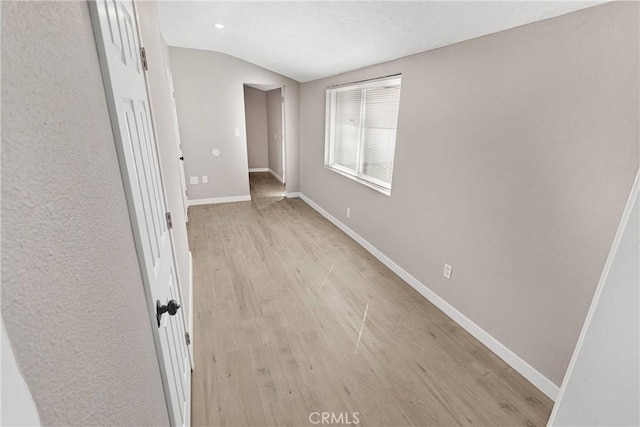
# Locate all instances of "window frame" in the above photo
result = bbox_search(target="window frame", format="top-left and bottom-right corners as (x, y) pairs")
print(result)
(324, 74), (402, 196)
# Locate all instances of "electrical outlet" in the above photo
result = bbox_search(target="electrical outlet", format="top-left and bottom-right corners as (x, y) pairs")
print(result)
(189, 176), (199, 185)
(202, 176), (208, 184)
(443, 264), (452, 279)
(346, 207), (351, 218)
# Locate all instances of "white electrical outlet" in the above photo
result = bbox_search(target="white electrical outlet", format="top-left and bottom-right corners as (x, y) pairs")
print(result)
(202, 176), (208, 184)
(443, 264), (453, 279)
(190, 176), (199, 185)
(346, 207), (351, 218)
(234, 128), (240, 136)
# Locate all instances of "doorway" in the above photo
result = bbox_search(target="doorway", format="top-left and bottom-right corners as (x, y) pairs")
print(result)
(243, 84), (286, 198)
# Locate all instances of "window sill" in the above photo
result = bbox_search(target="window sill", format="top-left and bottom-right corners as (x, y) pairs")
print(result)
(324, 165), (391, 196)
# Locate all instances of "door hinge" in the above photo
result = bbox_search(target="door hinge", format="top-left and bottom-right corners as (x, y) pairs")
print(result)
(185, 332), (191, 346)
(165, 212), (173, 229)
(140, 47), (148, 71)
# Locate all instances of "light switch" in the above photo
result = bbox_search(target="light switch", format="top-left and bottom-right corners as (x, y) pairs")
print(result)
(202, 176), (208, 184)
(190, 176), (199, 185)
(234, 128), (240, 137)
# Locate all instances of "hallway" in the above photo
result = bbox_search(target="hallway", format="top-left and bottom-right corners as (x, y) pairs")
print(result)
(186, 175), (552, 426)
(249, 172), (284, 199)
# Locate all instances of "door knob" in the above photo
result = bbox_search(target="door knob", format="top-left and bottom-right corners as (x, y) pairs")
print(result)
(179, 156), (184, 161)
(156, 299), (181, 327)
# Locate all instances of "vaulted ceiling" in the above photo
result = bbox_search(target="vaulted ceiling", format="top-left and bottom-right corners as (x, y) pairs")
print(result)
(157, 1), (605, 82)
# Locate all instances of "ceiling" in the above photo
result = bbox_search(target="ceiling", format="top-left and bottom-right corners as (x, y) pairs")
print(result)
(157, 1), (605, 82)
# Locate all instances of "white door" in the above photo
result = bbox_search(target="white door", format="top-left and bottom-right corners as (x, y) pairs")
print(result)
(89, 1), (191, 426)
(165, 68), (189, 220)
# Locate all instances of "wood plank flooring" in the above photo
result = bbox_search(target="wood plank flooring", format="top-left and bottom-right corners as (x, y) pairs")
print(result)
(248, 172), (285, 198)
(187, 173), (553, 426)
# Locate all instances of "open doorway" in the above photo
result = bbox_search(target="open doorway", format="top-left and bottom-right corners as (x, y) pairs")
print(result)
(243, 84), (286, 199)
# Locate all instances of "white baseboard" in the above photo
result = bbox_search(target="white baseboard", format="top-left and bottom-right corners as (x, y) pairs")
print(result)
(188, 251), (194, 370)
(249, 168), (269, 173)
(298, 192), (559, 401)
(188, 195), (251, 206)
(269, 169), (284, 184)
(284, 192), (301, 198)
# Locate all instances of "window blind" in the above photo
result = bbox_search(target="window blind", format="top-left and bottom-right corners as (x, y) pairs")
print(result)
(325, 75), (401, 194)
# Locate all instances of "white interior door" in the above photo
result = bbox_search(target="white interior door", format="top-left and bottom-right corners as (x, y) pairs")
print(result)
(165, 69), (189, 219)
(89, 1), (191, 426)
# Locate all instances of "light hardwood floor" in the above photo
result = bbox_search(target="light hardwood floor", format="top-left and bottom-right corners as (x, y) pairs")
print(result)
(248, 172), (285, 198)
(187, 173), (553, 426)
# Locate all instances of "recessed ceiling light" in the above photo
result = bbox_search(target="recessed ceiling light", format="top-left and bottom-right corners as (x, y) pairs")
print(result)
(214, 23), (225, 29)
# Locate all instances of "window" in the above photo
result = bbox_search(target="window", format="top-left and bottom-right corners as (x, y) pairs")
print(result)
(324, 75), (401, 195)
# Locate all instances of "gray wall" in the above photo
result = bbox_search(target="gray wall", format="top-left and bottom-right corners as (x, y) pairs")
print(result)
(550, 175), (639, 426)
(169, 48), (300, 200)
(299, 1), (639, 386)
(1, 1), (169, 425)
(266, 88), (284, 181)
(243, 86), (269, 169)
(137, 1), (191, 329)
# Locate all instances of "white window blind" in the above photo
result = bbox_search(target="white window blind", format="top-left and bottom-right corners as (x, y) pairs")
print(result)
(325, 75), (401, 195)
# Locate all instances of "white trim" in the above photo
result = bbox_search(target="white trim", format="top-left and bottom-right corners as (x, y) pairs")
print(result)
(249, 167), (269, 173)
(269, 169), (284, 184)
(548, 170), (640, 425)
(298, 192), (560, 401)
(281, 86), (287, 185)
(188, 251), (194, 370)
(285, 192), (301, 199)
(188, 195), (251, 206)
(324, 164), (392, 196)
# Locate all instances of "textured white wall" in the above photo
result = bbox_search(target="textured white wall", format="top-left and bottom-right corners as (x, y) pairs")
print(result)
(1, 1), (169, 424)
(169, 47), (300, 200)
(299, 1), (639, 386)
